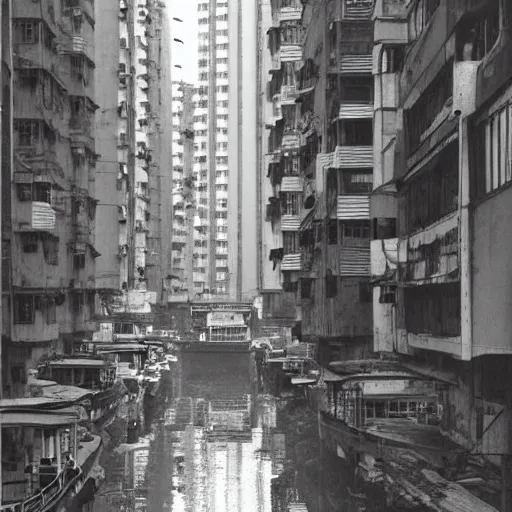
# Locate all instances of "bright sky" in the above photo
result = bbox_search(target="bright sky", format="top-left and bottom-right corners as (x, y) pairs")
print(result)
(168, 0), (198, 85)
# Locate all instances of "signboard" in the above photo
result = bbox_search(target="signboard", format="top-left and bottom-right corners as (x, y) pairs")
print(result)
(207, 312), (246, 328)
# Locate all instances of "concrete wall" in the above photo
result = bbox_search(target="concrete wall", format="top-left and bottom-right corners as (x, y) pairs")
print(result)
(94, 0), (121, 291)
(472, 184), (512, 356)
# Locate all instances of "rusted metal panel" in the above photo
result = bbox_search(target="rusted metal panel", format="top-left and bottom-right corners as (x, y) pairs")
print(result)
(280, 45), (302, 62)
(342, 0), (375, 19)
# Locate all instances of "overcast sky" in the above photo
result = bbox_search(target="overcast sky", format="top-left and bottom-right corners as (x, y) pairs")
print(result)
(168, 0), (198, 85)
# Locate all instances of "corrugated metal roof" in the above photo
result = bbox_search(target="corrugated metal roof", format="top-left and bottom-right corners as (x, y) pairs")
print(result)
(337, 195), (370, 219)
(280, 46), (302, 62)
(281, 215), (301, 231)
(339, 55), (373, 74)
(281, 176), (303, 192)
(338, 103), (373, 120)
(281, 253), (302, 271)
(32, 201), (56, 231)
(339, 246), (371, 276)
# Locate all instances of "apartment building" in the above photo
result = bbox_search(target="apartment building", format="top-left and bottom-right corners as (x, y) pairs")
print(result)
(171, 80), (195, 294)
(1, 1), (105, 510)
(192, 0), (258, 302)
(5, 0), (98, 392)
(258, 0), (375, 362)
(95, 0), (173, 323)
(256, 0), (304, 338)
(371, 0), (512, 488)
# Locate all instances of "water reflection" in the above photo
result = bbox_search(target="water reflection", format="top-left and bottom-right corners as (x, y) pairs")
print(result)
(94, 345), (405, 512)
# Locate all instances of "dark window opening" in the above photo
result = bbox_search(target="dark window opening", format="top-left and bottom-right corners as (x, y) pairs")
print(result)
(404, 282), (461, 337)
(327, 220), (338, 245)
(14, 295), (35, 324)
(21, 233), (39, 253)
(404, 142), (458, 234)
(379, 285), (396, 304)
(373, 218), (397, 240)
(73, 253), (86, 269)
(325, 270), (337, 299)
(300, 278), (313, 299)
(359, 281), (372, 303)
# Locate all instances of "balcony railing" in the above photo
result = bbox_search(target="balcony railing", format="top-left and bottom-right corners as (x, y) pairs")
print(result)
(317, 146), (373, 169)
(0, 467), (84, 512)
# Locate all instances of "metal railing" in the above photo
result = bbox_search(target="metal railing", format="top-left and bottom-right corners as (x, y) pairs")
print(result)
(0, 468), (84, 512)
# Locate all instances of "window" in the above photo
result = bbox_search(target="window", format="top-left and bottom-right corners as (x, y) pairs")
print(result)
(300, 278), (313, 299)
(474, 101), (512, 198)
(216, 271), (226, 281)
(43, 234), (59, 265)
(45, 298), (56, 324)
(325, 270), (337, 299)
(379, 285), (396, 304)
(343, 223), (371, 239)
(21, 233), (39, 253)
(359, 281), (372, 303)
(404, 282), (461, 337)
(17, 21), (38, 43)
(405, 142), (458, 234)
(343, 171), (373, 194)
(380, 47), (404, 74)
(327, 220), (338, 245)
(16, 121), (39, 146)
(281, 192), (300, 215)
(14, 295), (35, 324)
(343, 119), (373, 146)
(73, 253), (86, 269)
(405, 62), (453, 156)
(457, 4), (500, 62)
(283, 156), (299, 175)
(283, 232), (299, 253)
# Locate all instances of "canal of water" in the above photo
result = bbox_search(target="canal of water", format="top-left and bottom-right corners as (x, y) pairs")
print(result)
(92, 347), (408, 512)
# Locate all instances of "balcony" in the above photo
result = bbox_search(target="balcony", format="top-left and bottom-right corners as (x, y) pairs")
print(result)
(280, 85), (298, 104)
(281, 215), (301, 232)
(13, 201), (56, 233)
(330, 54), (373, 75)
(337, 195), (370, 220)
(337, 102), (373, 120)
(339, 246), (371, 276)
(279, 6), (302, 22)
(279, 45), (302, 63)
(341, 0), (375, 19)
(398, 212), (459, 285)
(318, 146), (373, 169)
(281, 253), (301, 271)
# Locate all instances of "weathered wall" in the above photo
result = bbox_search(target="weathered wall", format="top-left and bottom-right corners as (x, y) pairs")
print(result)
(472, 184), (512, 356)
(94, 0), (121, 291)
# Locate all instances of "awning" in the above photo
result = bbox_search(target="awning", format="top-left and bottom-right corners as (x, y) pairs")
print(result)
(337, 103), (373, 120)
(281, 253), (302, 271)
(339, 55), (373, 74)
(339, 246), (371, 276)
(0, 406), (80, 426)
(337, 195), (370, 220)
(281, 215), (301, 231)
(280, 176), (303, 192)
(32, 201), (56, 231)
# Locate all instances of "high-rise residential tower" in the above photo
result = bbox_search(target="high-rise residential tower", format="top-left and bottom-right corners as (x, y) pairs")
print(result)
(192, 0), (258, 302)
